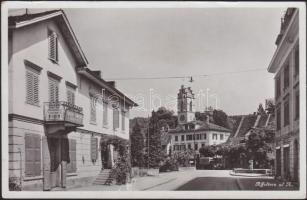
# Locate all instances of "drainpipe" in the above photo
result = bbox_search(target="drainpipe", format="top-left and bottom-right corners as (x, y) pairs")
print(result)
(18, 148), (22, 190)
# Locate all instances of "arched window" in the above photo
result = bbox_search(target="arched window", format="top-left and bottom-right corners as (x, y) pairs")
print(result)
(189, 101), (193, 112)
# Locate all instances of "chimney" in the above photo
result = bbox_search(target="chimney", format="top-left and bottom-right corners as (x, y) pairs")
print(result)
(92, 70), (102, 79)
(107, 81), (116, 88)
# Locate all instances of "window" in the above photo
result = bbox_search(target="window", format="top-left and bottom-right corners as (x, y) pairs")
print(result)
(186, 135), (192, 141)
(48, 77), (59, 102)
(175, 136), (178, 142)
(181, 144), (186, 150)
(67, 139), (76, 173)
(181, 135), (185, 141)
(203, 133), (207, 140)
(121, 110), (126, 131)
(113, 107), (119, 130)
(283, 64), (289, 90)
(26, 69), (40, 106)
(90, 136), (98, 162)
(212, 134), (218, 140)
(276, 75), (281, 98)
(284, 99), (290, 126)
(66, 86), (75, 105)
(201, 143), (205, 148)
(220, 134), (224, 140)
(25, 133), (41, 177)
(276, 106), (281, 130)
(90, 95), (96, 123)
(188, 144), (191, 150)
(189, 101), (193, 112)
(294, 45), (299, 77)
(295, 91), (299, 120)
(197, 134), (201, 140)
(103, 102), (108, 126)
(48, 30), (58, 62)
(194, 143), (198, 150)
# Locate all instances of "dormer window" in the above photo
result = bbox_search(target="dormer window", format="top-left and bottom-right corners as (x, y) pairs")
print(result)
(48, 30), (58, 62)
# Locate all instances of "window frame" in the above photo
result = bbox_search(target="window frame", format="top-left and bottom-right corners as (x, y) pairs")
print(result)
(25, 68), (40, 106)
(48, 29), (59, 63)
(25, 133), (41, 177)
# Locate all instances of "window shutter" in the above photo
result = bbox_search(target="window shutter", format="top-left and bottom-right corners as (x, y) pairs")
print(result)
(121, 111), (125, 131)
(90, 136), (98, 161)
(67, 139), (77, 173)
(33, 74), (39, 104)
(25, 133), (41, 177)
(48, 31), (58, 62)
(49, 78), (59, 103)
(26, 71), (34, 104)
(103, 102), (108, 125)
(113, 108), (119, 129)
(90, 96), (96, 122)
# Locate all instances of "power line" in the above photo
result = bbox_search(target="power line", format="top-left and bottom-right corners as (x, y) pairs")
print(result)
(104, 67), (267, 81)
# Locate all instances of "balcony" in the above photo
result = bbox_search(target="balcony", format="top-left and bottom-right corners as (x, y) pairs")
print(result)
(44, 101), (84, 127)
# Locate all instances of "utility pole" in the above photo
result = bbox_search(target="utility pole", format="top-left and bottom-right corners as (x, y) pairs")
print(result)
(147, 115), (150, 170)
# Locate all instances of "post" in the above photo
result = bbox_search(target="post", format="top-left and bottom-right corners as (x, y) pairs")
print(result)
(147, 115), (150, 170)
(18, 148), (22, 190)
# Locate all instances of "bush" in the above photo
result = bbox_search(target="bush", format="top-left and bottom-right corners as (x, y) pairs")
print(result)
(159, 157), (179, 172)
(9, 177), (21, 191)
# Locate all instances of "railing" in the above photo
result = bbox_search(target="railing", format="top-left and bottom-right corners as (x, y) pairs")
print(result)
(44, 101), (84, 126)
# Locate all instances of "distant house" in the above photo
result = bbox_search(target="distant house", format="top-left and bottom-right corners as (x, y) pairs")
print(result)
(168, 86), (231, 155)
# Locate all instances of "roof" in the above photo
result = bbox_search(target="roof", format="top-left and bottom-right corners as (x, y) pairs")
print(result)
(168, 120), (231, 134)
(236, 114), (257, 137)
(77, 67), (138, 107)
(9, 9), (88, 67)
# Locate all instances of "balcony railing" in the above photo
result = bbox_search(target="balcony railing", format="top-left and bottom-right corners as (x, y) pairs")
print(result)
(44, 101), (84, 126)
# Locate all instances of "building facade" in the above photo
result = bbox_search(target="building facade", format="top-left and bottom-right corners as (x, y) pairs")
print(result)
(8, 9), (137, 190)
(267, 8), (299, 182)
(168, 86), (231, 154)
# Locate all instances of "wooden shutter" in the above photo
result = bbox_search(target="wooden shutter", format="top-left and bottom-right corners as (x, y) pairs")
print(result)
(42, 136), (51, 190)
(48, 31), (58, 62)
(113, 108), (119, 129)
(90, 136), (98, 161)
(103, 102), (108, 125)
(121, 111), (125, 131)
(26, 71), (34, 104)
(25, 133), (41, 177)
(26, 70), (39, 105)
(67, 139), (76, 173)
(90, 96), (96, 122)
(49, 78), (59, 103)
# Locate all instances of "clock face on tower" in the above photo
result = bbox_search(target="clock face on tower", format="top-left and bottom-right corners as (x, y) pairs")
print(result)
(179, 114), (186, 123)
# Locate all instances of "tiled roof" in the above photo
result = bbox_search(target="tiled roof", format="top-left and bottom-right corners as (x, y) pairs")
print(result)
(236, 114), (257, 137)
(168, 120), (231, 133)
(256, 114), (268, 128)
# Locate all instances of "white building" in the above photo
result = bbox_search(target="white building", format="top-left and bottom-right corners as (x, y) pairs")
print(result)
(168, 86), (231, 154)
(8, 9), (137, 190)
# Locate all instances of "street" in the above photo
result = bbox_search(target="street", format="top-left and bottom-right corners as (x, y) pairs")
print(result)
(68, 169), (298, 191)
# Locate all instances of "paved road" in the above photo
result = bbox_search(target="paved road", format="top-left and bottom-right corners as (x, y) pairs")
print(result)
(176, 177), (240, 190)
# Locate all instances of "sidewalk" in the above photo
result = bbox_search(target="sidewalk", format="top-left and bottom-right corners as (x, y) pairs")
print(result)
(68, 169), (192, 191)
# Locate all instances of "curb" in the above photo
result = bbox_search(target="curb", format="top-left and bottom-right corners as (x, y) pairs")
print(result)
(141, 177), (177, 191)
(235, 179), (243, 190)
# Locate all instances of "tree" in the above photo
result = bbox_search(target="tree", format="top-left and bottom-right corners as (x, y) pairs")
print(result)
(199, 146), (215, 157)
(213, 109), (230, 129)
(145, 110), (163, 168)
(130, 121), (144, 167)
(257, 103), (266, 115)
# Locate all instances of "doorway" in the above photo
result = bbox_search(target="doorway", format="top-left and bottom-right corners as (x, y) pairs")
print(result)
(43, 136), (68, 190)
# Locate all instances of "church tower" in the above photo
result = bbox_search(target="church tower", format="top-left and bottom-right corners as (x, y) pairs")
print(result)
(177, 85), (195, 124)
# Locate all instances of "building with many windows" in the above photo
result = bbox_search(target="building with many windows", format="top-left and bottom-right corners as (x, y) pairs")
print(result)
(8, 9), (137, 190)
(267, 8), (299, 182)
(168, 86), (231, 154)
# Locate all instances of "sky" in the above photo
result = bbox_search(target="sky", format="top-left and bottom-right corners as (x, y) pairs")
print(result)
(62, 7), (285, 118)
